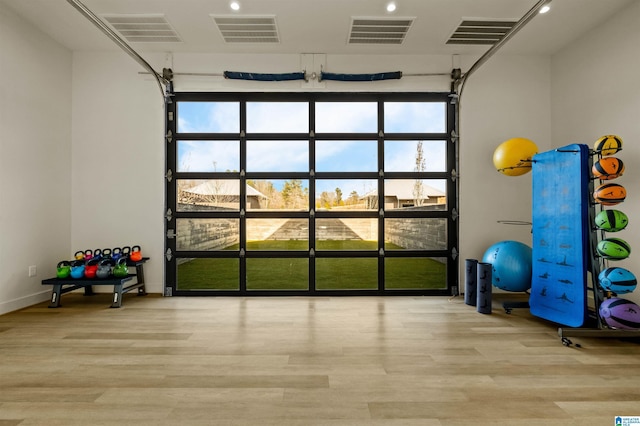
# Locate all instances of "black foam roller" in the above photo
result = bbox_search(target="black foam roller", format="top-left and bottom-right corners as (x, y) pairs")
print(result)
(464, 259), (478, 306)
(477, 262), (492, 314)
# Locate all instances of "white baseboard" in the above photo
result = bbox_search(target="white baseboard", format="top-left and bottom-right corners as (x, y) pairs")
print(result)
(0, 290), (51, 315)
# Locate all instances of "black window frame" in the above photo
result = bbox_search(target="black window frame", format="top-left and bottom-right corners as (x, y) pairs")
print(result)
(165, 92), (458, 296)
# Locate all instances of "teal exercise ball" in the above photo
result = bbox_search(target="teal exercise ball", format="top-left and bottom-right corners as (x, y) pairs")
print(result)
(482, 240), (532, 292)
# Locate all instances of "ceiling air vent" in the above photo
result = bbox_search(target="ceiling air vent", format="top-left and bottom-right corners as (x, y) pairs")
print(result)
(447, 19), (517, 45)
(102, 14), (182, 43)
(348, 17), (414, 45)
(211, 16), (279, 43)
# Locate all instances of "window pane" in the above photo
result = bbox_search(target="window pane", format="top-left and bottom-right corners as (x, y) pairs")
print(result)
(247, 140), (308, 172)
(385, 257), (447, 290)
(384, 140), (446, 172)
(316, 140), (377, 172)
(316, 218), (377, 250)
(315, 179), (377, 210)
(177, 102), (239, 133)
(316, 102), (377, 133)
(177, 140), (239, 173)
(177, 258), (239, 290)
(316, 258), (377, 290)
(247, 219), (308, 250)
(384, 179), (447, 210)
(247, 102), (308, 133)
(384, 102), (446, 133)
(247, 180), (309, 211)
(385, 218), (447, 250)
(247, 258), (308, 290)
(177, 179), (241, 211)
(176, 219), (239, 251)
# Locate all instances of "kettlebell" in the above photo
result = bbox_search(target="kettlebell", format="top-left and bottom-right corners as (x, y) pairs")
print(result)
(57, 261), (71, 279)
(113, 257), (128, 278)
(121, 246), (131, 258)
(101, 248), (112, 259)
(130, 245), (142, 262)
(111, 247), (122, 260)
(96, 258), (112, 279)
(74, 251), (84, 260)
(70, 260), (85, 279)
(93, 248), (102, 259)
(84, 258), (99, 279)
(84, 249), (93, 260)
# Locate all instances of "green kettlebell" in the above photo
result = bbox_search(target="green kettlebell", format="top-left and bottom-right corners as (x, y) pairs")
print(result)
(113, 257), (128, 278)
(57, 261), (71, 279)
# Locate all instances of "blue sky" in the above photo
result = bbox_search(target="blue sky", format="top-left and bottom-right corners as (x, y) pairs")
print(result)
(177, 101), (447, 193)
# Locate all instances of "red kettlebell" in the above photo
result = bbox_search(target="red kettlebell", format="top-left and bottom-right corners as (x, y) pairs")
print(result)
(129, 245), (142, 262)
(84, 258), (99, 279)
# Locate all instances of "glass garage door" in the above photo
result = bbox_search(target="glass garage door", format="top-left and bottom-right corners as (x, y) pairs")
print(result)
(165, 92), (457, 296)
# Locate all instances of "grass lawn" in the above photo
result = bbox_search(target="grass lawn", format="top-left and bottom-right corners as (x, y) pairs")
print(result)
(177, 240), (446, 291)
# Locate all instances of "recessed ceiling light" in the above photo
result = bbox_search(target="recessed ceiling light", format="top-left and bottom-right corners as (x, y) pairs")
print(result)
(386, 2), (397, 13)
(539, 5), (551, 14)
(230, 1), (240, 11)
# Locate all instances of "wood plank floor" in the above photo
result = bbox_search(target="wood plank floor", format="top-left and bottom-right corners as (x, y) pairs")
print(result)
(1, 293), (639, 425)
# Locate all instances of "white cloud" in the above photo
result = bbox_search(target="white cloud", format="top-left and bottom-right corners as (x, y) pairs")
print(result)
(247, 140), (308, 172)
(384, 140), (447, 172)
(247, 102), (308, 133)
(178, 140), (239, 172)
(316, 102), (377, 133)
(384, 102), (446, 133)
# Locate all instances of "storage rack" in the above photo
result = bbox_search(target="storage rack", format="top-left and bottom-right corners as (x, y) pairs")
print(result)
(558, 147), (640, 345)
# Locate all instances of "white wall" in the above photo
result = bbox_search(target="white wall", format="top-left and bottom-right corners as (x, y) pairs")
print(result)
(0, 3), (72, 314)
(551, 1), (640, 305)
(71, 52), (165, 293)
(459, 55), (552, 270)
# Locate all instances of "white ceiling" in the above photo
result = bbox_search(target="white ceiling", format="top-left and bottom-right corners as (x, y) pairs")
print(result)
(1, 0), (634, 57)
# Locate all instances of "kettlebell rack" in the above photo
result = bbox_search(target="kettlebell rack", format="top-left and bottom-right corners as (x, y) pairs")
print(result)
(41, 258), (149, 308)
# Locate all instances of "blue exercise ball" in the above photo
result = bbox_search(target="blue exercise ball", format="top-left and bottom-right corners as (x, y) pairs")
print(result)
(482, 240), (532, 292)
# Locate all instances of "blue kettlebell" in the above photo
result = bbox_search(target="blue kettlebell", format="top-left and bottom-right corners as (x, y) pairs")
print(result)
(70, 260), (85, 279)
(111, 247), (122, 260)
